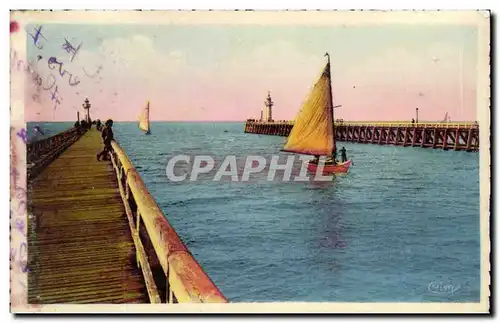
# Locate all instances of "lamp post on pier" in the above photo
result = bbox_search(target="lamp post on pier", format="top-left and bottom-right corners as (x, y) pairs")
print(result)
(416, 107), (419, 124)
(83, 98), (91, 125)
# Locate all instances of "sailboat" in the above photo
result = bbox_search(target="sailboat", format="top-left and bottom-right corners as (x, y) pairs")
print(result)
(282, 53), (352, 174)
(138, 101), (151, 135)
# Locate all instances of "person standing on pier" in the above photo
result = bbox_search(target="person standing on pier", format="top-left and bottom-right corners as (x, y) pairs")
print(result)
(96, 119), (102, 131)
(340, 146), (347, 163)
(97, 119), (114, 161)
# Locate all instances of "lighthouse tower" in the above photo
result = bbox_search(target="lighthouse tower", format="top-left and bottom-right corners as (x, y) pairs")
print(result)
(264, 91), (274, 122)
(83, 98), (91, 124)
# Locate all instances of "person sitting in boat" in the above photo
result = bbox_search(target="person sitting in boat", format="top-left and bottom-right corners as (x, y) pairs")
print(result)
(326, 148), (338, 164)
(340, 147), (347, 163)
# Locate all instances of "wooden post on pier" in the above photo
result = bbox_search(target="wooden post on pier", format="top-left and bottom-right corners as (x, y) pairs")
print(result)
(443, 128), (449, 150)
(454, 128), (460, 151)
(466, 127), (473, 151)
(411, 128), (417, 146)
(432, 128), (438, 149)
(421, 129), (426, 148)
(395, 127), (401, 145)
(403, 127), (409, 146)
(371, 127), (377, 143)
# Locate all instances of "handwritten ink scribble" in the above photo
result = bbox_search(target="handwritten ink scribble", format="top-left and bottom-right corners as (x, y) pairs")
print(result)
(62, 38), (82, 62)
(10, 21), (19, 33)
(28, 25), (47, 49)
(47, 57), (81, 86)
(82, 64), (103, 79)
(16, 128), (27, 144)
(15, 219), (26, 237)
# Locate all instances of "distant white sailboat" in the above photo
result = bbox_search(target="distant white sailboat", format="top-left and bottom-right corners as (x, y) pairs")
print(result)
(138, 101), (151, 135)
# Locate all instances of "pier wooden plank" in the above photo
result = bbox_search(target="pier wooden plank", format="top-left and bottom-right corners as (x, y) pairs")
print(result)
(27, 129), (148, 304)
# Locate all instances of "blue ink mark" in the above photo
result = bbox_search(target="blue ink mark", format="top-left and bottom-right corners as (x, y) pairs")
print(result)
(16, 129), (27, 144)
(47, 57), (81, 86)
(27, 25), (47, 49)
(62, 38), (82, 62)
(14, 186), (26, 201)
(11, 167), (19, 183)
(15, 219), (25, 237)
(49, 85), (63, 108)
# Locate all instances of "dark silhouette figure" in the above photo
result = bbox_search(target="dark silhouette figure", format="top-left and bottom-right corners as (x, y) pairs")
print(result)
(340, 146), (347, 163)
(97, 119), (114, 161)
(411, 118), (415, 124)
(80, 120), (88, 130)
(96, 119), (102, 131)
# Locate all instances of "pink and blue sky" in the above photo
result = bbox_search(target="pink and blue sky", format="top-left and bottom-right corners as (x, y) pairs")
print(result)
(23, 23), (478, 122)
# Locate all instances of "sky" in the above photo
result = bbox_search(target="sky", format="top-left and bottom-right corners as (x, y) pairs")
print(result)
(18, 23), (478, 122)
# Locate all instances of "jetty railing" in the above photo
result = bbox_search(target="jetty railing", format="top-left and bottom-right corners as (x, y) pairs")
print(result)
(109, 141), (228, 303)
(244, 119), (479, 151)
(246, 119), (478, 129)
(334, 121), (478, 128)
(27, 127), (87, 181)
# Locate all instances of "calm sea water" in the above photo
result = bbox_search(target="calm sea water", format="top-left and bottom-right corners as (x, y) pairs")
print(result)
(28, 122), (481, 302)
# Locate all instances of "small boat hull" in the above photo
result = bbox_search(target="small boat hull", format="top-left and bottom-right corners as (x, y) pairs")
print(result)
(307, 159), (352, 174)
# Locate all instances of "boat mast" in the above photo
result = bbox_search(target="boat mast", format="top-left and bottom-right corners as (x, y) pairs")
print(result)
(325, 52), (335, 156)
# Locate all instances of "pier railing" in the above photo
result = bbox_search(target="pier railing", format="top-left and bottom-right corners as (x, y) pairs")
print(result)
(109, 141), (228, 303)
(244, 119), (479, 151)
(334, 121), (478, 129)
(27, 126), (87, 181)
(246, 119), (478, 129)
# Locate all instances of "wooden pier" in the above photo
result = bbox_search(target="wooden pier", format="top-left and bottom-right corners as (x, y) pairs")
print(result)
(244, 120), (479, 152)
(27, 128), (228, 304)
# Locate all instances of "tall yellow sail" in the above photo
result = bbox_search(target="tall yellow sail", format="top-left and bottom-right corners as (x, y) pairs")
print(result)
(282, 59), (334, 156)
(138, 101), (150, 133)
